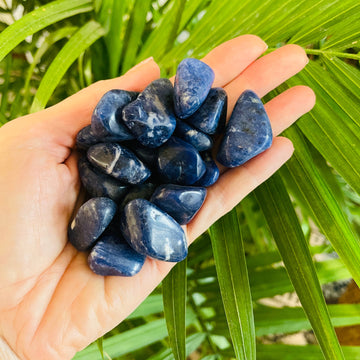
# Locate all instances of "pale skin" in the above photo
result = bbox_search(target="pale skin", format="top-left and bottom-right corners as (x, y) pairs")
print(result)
(0, 35), (315, 360)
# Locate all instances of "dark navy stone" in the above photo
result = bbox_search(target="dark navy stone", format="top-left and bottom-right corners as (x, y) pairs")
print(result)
(88, 234), (146, 276)
(120, 199), (187, 262)
(78, 157), (128, 202)
(174, 120), (213, 152)
(122, 79), (176, 148)
(174, 58), (214, 119)
(217, 90), (273, 167)
(195, 152), (220, 187)
(120, 183), (156, 209)
(87, 143), (151, 184)
(157, 137), (206, 185)
(76, 125), (122, 151)
(91, 89), (137, 140)
(125, 141), (158, 168)
(186, 88), (227, 135)
(68, 197), (117, 251)
(150, 184), (206, 225)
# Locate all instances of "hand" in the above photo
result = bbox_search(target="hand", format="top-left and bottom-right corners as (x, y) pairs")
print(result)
(0, 35), (315, 360)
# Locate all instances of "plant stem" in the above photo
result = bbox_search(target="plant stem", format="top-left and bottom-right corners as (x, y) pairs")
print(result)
(267, 47), (360, 60)
(188, 294), (218, 355)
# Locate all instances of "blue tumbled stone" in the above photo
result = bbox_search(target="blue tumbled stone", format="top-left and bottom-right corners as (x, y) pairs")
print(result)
(125, 141), (158, 168)
(122, 79), (176, 148)
(174, 120), (213, 152)
(87, 143), (151, 185)
(186, 88), (227, 135)
(120, 183), (156, 209)
(68, 197), (117, 251)
(91, 90), (137, 140)
(217, 90), (273, 167)
(195, 152), (220, 187)
(78, 157), (128, 202)
(120, 199), (187, 262)
(157, 137), (206, 185)
(88, 234), (146, 276)
(174, 58), (214, 119)
(76, 125), (124, 151)
(150, 184), (206, 225)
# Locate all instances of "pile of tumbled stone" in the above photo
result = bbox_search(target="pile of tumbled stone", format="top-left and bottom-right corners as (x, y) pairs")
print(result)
(68, 58), (272, 277)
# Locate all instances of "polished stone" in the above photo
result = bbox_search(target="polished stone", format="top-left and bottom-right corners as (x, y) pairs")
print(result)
(174, 58), (214, 119)
(150, 184), (206, 225)
(122, 79), (176, 148)
(186, 88), (227, 135)
(217, 90), (273, 167)
(174, 120), (213, 152)
(88, 234), (146, 276)
(157, 137), (206, 185)
(91, 90), (137, 140)
(120, 183), (156, 209)
(195, 152), (220, 187)
(76, 125), (122, 151)
(78, 157), (128, 202)
(87, 143), (151, 184)
(125, 141), (158, 168)
(120, 199), (187, 262)
(68, 197), (117, 251)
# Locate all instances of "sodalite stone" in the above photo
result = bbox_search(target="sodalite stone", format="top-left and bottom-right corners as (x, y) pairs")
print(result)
(91, 90), (137, 140)
(186, 88), (227, 135)
(87, 143), (151, 185)
(68, 197), (117, 251)
(174, 120), (213, 152)
(174, 58), (214, 119)
(78, 157), (128, 202)
(76, 125), (122, 151)
(126, 141), (158, 168)
(157, 137), (206, 185)
(120, 199), (187, 262)
(217, 90), (273, 167)
(88, 234), (146, 276)
(150, 184), (206, 225)
(120, 183), (156, 209)
(122, 79), (176, 148)
(195, 152), (220, 187)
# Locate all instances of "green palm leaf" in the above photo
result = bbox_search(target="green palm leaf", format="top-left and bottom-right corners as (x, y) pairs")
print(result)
(0, 0), (93, 62)
(255, 173), (344, 359)
(209, 208), (256, 360)
(30, 20), (105, 112)
(255, 345), (360, 360)
(163, 259), (187, 360)
(280, 125), (360, 286)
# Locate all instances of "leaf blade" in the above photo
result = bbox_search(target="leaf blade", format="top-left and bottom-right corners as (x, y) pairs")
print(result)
(30, 20), (105, 112)
(163, 259), (187, 360)
(209, 208), (256, 360)
(281, 125), (360, 286)
(254, 173), (344, 359)
(0, 0), (93, 62)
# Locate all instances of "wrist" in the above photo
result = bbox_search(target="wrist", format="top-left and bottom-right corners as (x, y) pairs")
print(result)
(0, 337), (20, 360)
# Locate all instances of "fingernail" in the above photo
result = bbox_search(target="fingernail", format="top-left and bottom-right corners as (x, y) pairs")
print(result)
(131, 57), (154, 70)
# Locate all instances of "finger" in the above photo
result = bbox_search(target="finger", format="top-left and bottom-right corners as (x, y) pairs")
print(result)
(187, 136), (294, 241)
(169, 35), (267, 87)
(265, 85), (316, 136)
(201, 34), (268, 87)
(225, 44), (309, 111)
(41, 58), (160, 145)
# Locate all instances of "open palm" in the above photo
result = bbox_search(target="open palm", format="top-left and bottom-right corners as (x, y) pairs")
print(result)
(0, 35), (315, 360)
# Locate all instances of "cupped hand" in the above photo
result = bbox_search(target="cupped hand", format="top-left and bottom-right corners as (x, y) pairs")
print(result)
(0, 35), (315, 360)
